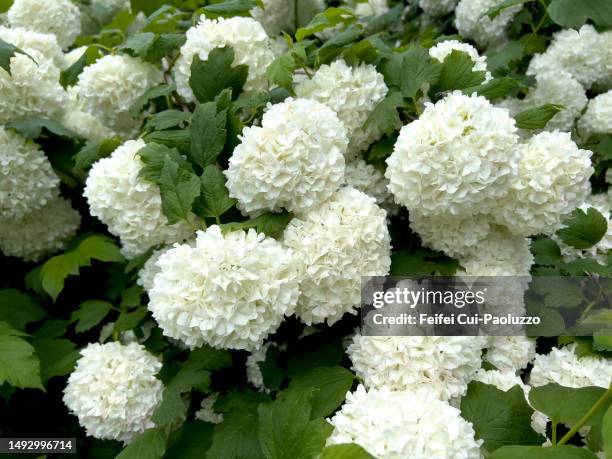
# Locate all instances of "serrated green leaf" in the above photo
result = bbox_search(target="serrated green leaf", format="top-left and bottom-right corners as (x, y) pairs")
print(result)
(129, 83), (176, 117)
(390, 249), (459, 276)
(130, 0), (166, 15)
(364, 91), (405, 136)
(165, 421), (214, 459)
(73, 138), (121, 178)
(152, 389), (187, 427)
(259, 346), (285, 392)
(191, 103), (227, 168)
(118, 32), (156, 57)
(6, 117), (82, 141)
(489, 445), (598, 458)
(531, 238), (563, 265)
(514, 104), (562, 130)
(295, 7), (354, 41)
(0, 322), (44, 390)
(317, 23), (364, 64)
(381, 46), (441, 99)
(266, 52), (295, 92)
(556, 207), (608, 250)
(60, 46), (100, 88)
(486, 0), (533, 19)
(548, 0), (612, 29)
(460, 382), (542, 452)
(144, 129), (192, 153)
(221, 212), (292, 239)
(201, 0), (260, 18)
(435, 50), (487, 93)
(32, 337), (78, 381)
(603, 405), (612, 458)
(71, 300), (113, 333)
(146, 110), (190, 131)
(464, 77), (519, 101)
(116, 427), (167, 459)
(137, 142), (193, 183)
(486, 41), (525, 76)
(207, 411), (264, 459)
(193, 166), (236, 219)
(114, 308), (147, 332)
(0, 289), (46, 332)
(190, 47), (248, 103)
(0, 37), (30, 75)
(319, 444), (374, 459)
(158, 157), (201, 224)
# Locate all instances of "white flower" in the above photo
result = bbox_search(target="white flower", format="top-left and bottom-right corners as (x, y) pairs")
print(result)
(455, 0), (523, 47)
(485, 336), (537, 373)
(137, 247), (171, 293)
(195, 395), (223, 424)
(250, 0), (295, 35)
(327, 385), (483, 458)
(64, 46), (88, 68)
(530, 344), (612, 389)
(0, 127), (60, 220)
(246, 342), (272, 393)
(385, 92), (519, 216)
(354, 0), (389, 17)
(174, 16), (274, 103)
(419, 0), (458, 16)
(0, 48), (68, 124)
(408, 210), (491, 258)
(148, 226), (300, 350)
(348, 334), (486, 400)
(344, 158), (399, 215)
(61, 93), (117, 142)
(429, 39), (492, 82)
(521, 71), (587, 132)
(91, 0), (131, 15)
(295, 60), (388, 156)
(0, 196), (80, 262)
(226, 98), (347, 215)
(63, 342), (163, 443)
(84, 139), (197, 259)
(7, 0), (81, 49)
(527, 25), (607, 90)
(493, 131), (593, 237)
(0, 26), (64, 69)
(578, 90), (612, 136)
(283, 187), (391, 325)
(74, 55), (162, 138)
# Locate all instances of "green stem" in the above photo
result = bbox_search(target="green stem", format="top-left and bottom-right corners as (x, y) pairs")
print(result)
(552, 421), (557, 446)
(557, 385), (612, 446)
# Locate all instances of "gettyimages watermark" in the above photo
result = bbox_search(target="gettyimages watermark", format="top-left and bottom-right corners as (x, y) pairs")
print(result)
(361, 276), (612, 337)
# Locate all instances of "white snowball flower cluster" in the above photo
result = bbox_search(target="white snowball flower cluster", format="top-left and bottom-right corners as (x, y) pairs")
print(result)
(429, 40), (492, 82)
(529, 344), (612, 389)
(250, 0), (295, 35)
(60, 105), (116, 142)
(521, 71), (587, 132)
(348, 334), (486, 400)
(354, 0), (389, 17)
(386, 92), (519, 217)
(0, 127), (59, 219)
(74, 55), (162, 138)
(493, 131), (593, 236)
(295, 60), (388, 156)
(148, 225), (300, 350)
(174, 16), (274, 103)
(327, 385), (483, 458)
(283, 187), (391, 325)
(0, 48), (68, 124)
(0, 197), (80, 262)
(84, 139), (197, 259)
(527, 25), (611, 90)
(485, 336), (536, 373)
(63, 342), (163, 443)
(419, 0), (458, 16)
(454, 0), (523, 48)
(137, 247), (171, 294)
(7, 0), (81, 49)
(344, 158), (398, 215)
(578, 90), (612, 136)
(0, 26), (64, 69)
(226, 98), (347, 215)
(195, 395), (224, 424)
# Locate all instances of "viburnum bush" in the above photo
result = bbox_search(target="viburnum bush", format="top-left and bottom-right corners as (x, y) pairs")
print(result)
(1, 0), (612, 458)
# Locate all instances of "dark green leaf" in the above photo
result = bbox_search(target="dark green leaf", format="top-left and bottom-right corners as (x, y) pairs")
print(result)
(116, 427), (167, 459)
(514, 104), (562, 130)
(287, 340), (344, 378)
(548, 0), (612, 29)
(266, 52), (295, 92)
(381, 46), (441, 99)
(130, 0), (166, 15)
(221, 212), (292, 239)
(207, 411), (265, 459)
(129, 83), (176, 117)
(32, 338), (78, 381)
(603, 405), (612, 458)
(191, 103), (227, 167)
(6, 117), (82, 141)
(158, 157), (201, 224)
(118, 32), (157, 57)
(0, 289), (46, 332)
(0, 37), (29, 75)
(556, 207), (608, 250)
(60, 46), (100, 88)
(114, 308), (147, 332)
(489, 445), (598, 459)
(531, 238), (563, 265)
(73, 138), (121, 178)
(319, 444), (375, 459)
(0, 322), (44, 390)
(137, 142), (192, 182)
(146, 110), (191, 131)
(165, 422), (214, 459)
(201, 0), (260, 18)
(464, 77), (519, 101)
(391, 249), (459, 276)
(193, 166), (236, 219)
(144, 129), (192, 153)
(71, 300), (113, 333)
(295, 7), (354, 41)
(487, 0), (533, 19)
(259, 346), (285, 392)
(486, 41), (524, 76)
(364, 91), (405, 136)
(435, 50), (487, 93)
(0, 0), (12, 13)
(152, 389), (187, 427)
(190, 47), (248, 103)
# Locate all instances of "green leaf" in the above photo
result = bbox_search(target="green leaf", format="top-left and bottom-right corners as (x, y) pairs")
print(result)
(593, 330), (612, 352)
(158, 157), (201, 224)
(193, 166), (236, 220)
(486, 41), (524, 76)
(381, 46), (441, 99)
(548, 0), (612, 29)
(207, 411), (265, 459)
(152, 390), (188, 427)
(137, 142), (193, 182)
(70, 300), (113, 333)
(435, 50), (487, 93)
(129, 83), (176, 117)
(190, 47), (248, 103)
(364, 91), (405, 136)
(73, 138), (121, 178)
(145, 33), (186, 62)
(487, 0), (533, 19)
(114, 308), (148, 332)
(146, 110), (191, 131)
(287, 340), (344, 378)
(32, 338), (78, 382)
(259, 346), (285, 392)
(295, 7), (354, 41)
(116, 427), (167, 459)
(0, 289), (46, 332)
(60, 46), (99, 88)
(460, 382), (542, 452)
(191, 102), (227, 168)
(531, 238), (563, 265)
(317, 23), (364, 64)
(288, 367), (355, 418)
(266, 52), (295, 92)
(0, 37), (30, 75)
(258, 388), (333, 459)
(556, 207), (608, 250)
(319, 444), (374, 459)
(464, 77), (519, 101)
(0, 322), (44, 390)
(603, 405), (612, 458)
(144, 129), (192, 154)
(391, 249), (459, 276)
(118, 32), (157, 57)
(130, 0), (166, 15)
(514, 104), (562, 130)
(6, 117), (82, 141)
(489, 445), (598, 459)
(221, 212), (293, 239)
(165, 421), (214, 459)
(201, 0), (260, 18)
(0, 0), (13, 13)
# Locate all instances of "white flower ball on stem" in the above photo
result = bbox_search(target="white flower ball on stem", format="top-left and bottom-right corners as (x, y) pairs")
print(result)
(148, 225), (300, 350)
(454, 0), (522, 48)
(84, 139), (197, 259)
(225, 98), (347, 215)
(250, 0), (295, 35)
(137, 247), (172, 294)
(283, 187), (391, 325)
(429, 40), (492, 82)
(385, 91), (519, 216)
(7, 0), (81, 49)
(344, 158), (399, 215)
(578, 90), (612, 136)
(419, 0), (458, 16)
(327, 385), (483, 458)
(174, 16), (274, 103)
(485, 335), (537, 373)
(354, 0), (389, 17)
(0, 26), (64, 68)
(295, 59), (388, 156)
(63, 342), (163, 443)
(0, 197), (81, 262)
(0, 127), (60, 220)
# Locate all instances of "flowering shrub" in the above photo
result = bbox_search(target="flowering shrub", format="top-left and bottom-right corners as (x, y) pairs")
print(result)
(0, 1), (611, 458)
